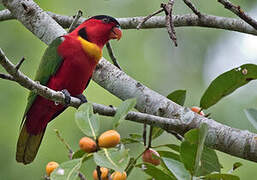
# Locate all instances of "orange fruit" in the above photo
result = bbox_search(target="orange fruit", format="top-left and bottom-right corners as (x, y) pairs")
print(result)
(79, 137), (97, 153)
(191, 106), (205, 116)
(111, 171), (127, 180)
(98, 130), (120, 148)
(142, 148), (160, 166)
(46, 161), (59, 176)
(93, 167), (109, 180)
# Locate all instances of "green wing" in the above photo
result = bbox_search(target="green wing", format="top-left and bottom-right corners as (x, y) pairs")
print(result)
(21, 37), (64, 126)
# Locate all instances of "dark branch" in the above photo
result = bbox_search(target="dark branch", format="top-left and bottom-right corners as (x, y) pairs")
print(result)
(68, 10), (83, 33)
(136, 8), (164, 29)
(182, 0), (202, 18)
(0, 73), (15, 81)
(15, 57), (25, 70)
(161, 0), (178, 46)
(106, 42), (122, 70)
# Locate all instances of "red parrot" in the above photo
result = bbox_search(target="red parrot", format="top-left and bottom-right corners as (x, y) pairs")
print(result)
(16, 15), (122, 164)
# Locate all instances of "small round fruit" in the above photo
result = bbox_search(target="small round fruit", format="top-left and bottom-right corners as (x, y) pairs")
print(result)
(142, 148), (160, 166)
(191, 106), (205, 116)
(93, 167), (109, 180)
(46, 161), (59, 176)
(79, 137), (97, 153)
(98, 130), (120, 148)
(111, 171), (127, 180)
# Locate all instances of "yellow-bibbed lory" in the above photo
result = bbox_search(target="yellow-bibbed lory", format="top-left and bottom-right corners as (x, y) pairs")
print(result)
(16, 15), (122, 164)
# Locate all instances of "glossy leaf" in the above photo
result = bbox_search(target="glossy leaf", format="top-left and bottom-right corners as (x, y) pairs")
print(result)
(151, 127), (165, 140)
(167, 90), (186, 106)
(162, 157), (191, 180)
(200, 64), (257, 109)
(121, 138), (141, 144)
(196, 147), (221, 176)
(125, 157), (137, 176)
(137, 163), (175, 180)
(244, 108), (257, 130)
(113, 98), (137, 128)
(75, 103), (100, 139)
(203, 173), (240, 180)
(72, 150), (85, 159)
(50, 159), (82, 180)
(93, 146), (129, 172)
(180, 123), (208, 175)
(158, 151), (180, 162)
(155, 144), (180, 153)
(129, 133), (142, 140)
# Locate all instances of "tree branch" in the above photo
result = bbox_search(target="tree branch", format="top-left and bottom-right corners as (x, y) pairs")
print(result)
(2, 0), (257, 163)
(1, 9), (257, 36)
(218, 0), (257, 30)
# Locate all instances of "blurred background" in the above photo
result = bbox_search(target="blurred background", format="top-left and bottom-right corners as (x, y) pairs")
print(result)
(1, 0), (257, 179)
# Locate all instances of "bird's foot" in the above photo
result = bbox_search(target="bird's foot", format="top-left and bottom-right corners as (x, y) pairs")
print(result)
(61, 89), (71, 105)
(76, 94), (88, 104)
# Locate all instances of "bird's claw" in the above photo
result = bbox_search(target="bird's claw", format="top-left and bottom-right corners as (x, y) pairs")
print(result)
(61, 89), (71, 105)
(76, 94), (88, 104)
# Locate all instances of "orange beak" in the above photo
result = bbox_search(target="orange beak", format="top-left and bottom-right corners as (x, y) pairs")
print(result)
(109, 26), (122, 40)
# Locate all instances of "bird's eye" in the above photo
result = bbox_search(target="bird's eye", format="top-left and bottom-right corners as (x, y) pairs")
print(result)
(102, 18), (109, 23)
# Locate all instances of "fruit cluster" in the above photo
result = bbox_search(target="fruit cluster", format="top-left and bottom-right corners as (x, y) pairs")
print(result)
(45, 129), (126, 180)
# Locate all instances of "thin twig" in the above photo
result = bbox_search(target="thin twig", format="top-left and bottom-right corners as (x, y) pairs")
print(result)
(161, 0), (178, 46)
(182, 0), (202, 18)
(143, 123), (147, 146)
(106, 42), (122, 70)
(167, 130), (184, 141)
(148, 126), (153, 148)
(68, 10), (83, 33)
(54, 129), (73, 158)
(96, 166), (102, 180)
(218, 0), (257, 30)
(0, 73), (15, 81)
(54, 129), (87, 180)
(15, 57), (25, 70)
(137, 8), (164, 29)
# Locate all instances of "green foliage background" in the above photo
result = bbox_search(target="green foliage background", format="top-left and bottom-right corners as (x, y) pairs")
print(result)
(0, 0), (257, 179)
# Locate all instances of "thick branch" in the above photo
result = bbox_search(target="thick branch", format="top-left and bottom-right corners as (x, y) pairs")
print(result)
(2, 0), (257, 163)
(1, 9), (257, 36)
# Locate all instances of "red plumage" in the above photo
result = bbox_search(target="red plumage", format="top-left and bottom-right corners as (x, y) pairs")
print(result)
(16, 15), (122, 164)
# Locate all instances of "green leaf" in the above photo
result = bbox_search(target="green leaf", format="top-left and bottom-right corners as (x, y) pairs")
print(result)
(151, 127), (165, 140)
(75, 103), (100, 139)
(158, 151), (180, 162)
(203, 173), (240, 180)
(180, 123), (208, 175)
(195, 123), (209, 173)
(129, 133), (142, 140)
(162, 157), (191, 180)
(244, 108), (257, 130)
(72, 150), (85, 159)
(200, 64), (257, 109)
(113, 98), (137, 128)
(196, 147), (221, 176)
(167, 90), (186, 106)
(136, 163), (175, 180)
(125, 157), (137, 176)
(50, 159), (82, 180)
(121, 138), (142, 144)
(165, 144), (180, 152)
(93, 146), (129, 172)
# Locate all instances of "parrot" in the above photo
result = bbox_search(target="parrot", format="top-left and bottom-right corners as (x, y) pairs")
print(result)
(16, 15), (122, 164)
